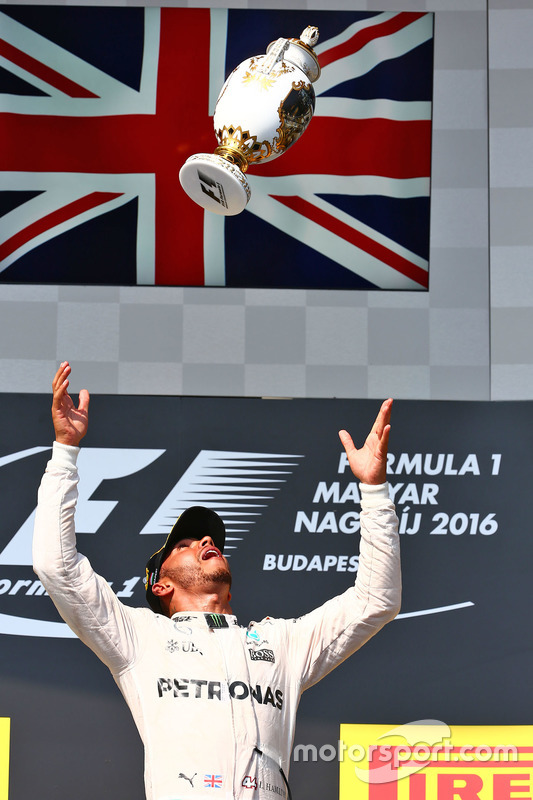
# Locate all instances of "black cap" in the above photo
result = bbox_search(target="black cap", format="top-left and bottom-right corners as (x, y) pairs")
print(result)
(144, 506), (226, 614)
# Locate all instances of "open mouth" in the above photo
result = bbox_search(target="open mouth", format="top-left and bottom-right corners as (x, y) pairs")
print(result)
(201, 547), (222, 561)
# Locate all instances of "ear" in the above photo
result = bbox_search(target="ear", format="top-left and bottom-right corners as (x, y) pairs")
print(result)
(152, 580), (173, 599)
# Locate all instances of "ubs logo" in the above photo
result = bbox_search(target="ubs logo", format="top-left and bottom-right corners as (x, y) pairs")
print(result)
(166, 640), (203, 656)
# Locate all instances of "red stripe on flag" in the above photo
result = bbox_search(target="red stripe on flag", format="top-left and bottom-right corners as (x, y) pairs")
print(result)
(319, 12), (427, 68)
(0, 117), (430, 180)
(258, 118), (432, 180)
(0, 39), (99, 98)
(272, 195), (428, 288)
(0, 114), (173, 172)
(152, 8), (213, 285)
(0, 192), (122, 262)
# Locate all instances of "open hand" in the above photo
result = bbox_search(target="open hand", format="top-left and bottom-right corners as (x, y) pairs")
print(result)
(338, 399), (392, 485)
(52, 362), (90, 446)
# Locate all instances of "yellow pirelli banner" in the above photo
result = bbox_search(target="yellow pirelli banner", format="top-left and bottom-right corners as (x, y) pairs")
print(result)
(339, 722), (533, 800)
(0, 718), (9, 800)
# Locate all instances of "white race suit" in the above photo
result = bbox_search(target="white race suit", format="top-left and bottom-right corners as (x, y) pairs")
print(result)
(33, 442), (401, 800)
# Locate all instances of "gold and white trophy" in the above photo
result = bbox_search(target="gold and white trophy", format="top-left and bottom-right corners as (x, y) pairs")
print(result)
(179, 26), (320, 216)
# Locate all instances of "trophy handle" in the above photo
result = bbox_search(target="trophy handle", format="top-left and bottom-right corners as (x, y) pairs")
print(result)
(260, 38), (290, 74)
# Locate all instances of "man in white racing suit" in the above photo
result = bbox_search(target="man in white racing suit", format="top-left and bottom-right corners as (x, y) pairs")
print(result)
(33, 362), (401, 800)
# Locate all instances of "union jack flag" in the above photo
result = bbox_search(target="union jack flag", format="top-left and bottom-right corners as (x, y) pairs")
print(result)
(0, 8), (433, 289)
(204, 774), (223, 789)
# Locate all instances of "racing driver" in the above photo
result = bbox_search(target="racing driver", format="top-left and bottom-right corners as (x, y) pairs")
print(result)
(33, 361), (401, 800)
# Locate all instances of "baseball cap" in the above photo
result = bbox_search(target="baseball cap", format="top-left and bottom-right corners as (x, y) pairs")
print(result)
(144, 506), (226, 614)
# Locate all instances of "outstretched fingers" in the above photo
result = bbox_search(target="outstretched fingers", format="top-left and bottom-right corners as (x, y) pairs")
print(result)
(52, 361), (71, 403)
(372, 398), (393, 439)
(338, 428), (355, 453)
(338, 399), (394, 484)
(78, 388), (90, 414)
(375, 421), (391, 458)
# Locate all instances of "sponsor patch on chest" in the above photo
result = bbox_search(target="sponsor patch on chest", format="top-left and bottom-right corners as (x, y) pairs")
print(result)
(246, 628), (276, 663)
(248, 648), (275, 663)
(157, 678), (283, 708)
(166, 639), (203, 655)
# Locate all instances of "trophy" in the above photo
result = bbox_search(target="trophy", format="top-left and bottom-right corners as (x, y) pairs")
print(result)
(179, 26), (320, 216)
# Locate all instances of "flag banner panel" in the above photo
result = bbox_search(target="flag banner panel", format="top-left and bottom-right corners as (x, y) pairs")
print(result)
(0, 7), (433, 289)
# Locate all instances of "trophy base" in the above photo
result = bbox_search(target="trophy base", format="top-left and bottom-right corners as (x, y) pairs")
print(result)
(179, 154), (251, 216)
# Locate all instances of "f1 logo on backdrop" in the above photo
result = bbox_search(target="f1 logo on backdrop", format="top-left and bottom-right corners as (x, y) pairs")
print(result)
(0, 446), (303, 637)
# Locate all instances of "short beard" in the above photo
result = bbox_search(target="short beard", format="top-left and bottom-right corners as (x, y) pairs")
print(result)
(161, 562), (232, 592)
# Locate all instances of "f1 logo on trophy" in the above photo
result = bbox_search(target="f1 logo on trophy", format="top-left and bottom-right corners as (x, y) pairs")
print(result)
(179, 26), (320, 216)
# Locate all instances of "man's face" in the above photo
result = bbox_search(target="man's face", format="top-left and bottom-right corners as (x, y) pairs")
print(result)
(160, 535), (232, 591)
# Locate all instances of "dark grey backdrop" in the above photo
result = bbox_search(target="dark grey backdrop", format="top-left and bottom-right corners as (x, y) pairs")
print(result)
(0, 395), (531, 799)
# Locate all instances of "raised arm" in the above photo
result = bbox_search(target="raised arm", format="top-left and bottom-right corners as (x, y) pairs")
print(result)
(282, 400), (400, 689)
(33, 363), (138, 674)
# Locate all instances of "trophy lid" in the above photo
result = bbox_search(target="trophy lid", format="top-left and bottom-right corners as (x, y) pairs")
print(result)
(179, 154), (251, 216)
